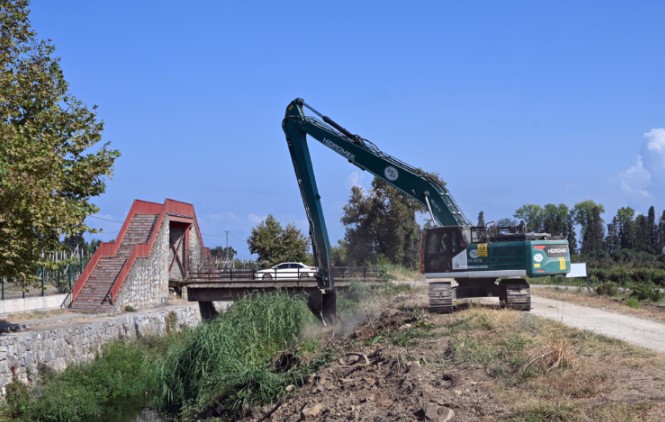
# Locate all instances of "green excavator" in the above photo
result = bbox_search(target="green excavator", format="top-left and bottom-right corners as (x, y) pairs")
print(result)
(282, 98), (571, 322)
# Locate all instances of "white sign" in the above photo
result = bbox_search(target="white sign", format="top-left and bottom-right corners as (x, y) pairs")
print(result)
(566, 262), (587, 278)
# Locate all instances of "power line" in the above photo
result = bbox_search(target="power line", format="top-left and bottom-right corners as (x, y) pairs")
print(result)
(88, 215), (124, 224)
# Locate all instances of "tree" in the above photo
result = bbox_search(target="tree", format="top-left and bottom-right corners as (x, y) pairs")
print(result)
(341, 178), (422, 268)
(209, 246), (237, 262)
(477, 211), (486, 227)
(247, 215), (309, 267)
(0, 1), (119, 281)
(496, 217), (518, 227)
(648, 206), (657, 252)
(606, 216), (621, 256)
(656, 211), (665, 255)
(541, 203), (570, 238)
(616, 207), (635, 250)
(573, 200), (605, 255)
(634, 214), (652, 253)
(514, 204), (543, 232)
(581, 206), (605, 257)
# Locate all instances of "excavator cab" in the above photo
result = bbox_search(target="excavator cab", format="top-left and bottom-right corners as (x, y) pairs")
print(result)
(422, 226), (467, 273)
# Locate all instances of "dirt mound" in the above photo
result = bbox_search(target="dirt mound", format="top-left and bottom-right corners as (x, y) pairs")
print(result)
(247, 288), (665, 421)
(252, 306), (505, 421)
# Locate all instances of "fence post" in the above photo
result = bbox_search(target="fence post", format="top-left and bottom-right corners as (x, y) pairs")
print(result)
(1, 277), (3, 300)
(41, 266), (45, 297)
(68, 263), (72, 292)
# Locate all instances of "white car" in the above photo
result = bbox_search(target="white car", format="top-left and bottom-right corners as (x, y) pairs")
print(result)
(255, 262), (317, 280)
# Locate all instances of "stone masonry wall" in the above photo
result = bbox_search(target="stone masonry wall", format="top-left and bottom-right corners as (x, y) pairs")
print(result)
(0, 304), (200, 392)
(189, 227), (205, 271)
(116, 218), (170, 311)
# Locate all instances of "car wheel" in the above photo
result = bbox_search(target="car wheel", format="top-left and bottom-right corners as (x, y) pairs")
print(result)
(299, 272), (313, 280)
(262, 273), (273, 280)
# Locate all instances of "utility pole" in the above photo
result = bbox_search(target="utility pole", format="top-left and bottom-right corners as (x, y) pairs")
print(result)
(224, 231), (230, 266)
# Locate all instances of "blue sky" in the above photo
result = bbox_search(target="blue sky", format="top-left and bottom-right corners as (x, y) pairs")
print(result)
(29, 1), (665, 258)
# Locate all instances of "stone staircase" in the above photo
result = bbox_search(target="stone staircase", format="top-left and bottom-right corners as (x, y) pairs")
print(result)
(70, 214), (158, 313)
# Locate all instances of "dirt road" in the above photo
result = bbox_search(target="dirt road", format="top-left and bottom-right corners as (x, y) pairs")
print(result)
(531, 292), (665, 354)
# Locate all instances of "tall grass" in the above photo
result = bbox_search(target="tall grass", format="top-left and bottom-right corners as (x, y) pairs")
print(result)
(153, 292), (311, 419)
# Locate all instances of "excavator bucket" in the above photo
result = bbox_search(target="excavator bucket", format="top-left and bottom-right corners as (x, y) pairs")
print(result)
(307, 290), (337, 324)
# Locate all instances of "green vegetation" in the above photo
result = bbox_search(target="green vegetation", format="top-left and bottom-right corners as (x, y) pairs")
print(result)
(246, 215), (310, 267)
(0, 0), (119, 283)
(339, 178), (424, 268)
(3, 341), (162, 421)
(154, 293), (313, 419)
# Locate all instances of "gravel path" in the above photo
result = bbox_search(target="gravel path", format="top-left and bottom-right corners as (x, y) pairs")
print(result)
(531, 293), (665, 354)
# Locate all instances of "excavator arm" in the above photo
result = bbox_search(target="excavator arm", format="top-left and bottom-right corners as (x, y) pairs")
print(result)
(282, 98), (470, 321)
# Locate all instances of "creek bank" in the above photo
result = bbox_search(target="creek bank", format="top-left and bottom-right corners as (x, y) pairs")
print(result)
(0, 303), (201, 393)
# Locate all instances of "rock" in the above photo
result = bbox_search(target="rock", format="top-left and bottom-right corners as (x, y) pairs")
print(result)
(301, 403), (324, 421)
(408, 361), (422, 375)
(285, 384), (295, 392)
(424, 402), (455, 422)
(399, 323), (413, 330)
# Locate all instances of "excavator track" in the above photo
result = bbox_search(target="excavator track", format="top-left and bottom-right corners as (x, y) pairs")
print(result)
(428, 281), (454, 314)
(500, 279), (531, 311)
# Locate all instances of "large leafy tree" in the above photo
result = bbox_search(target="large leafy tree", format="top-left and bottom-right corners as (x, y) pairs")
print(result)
(0, 1), (119, 281)
(341, 178), (422, 268)
(514, 204), (543, 232)
(247, 215), (309, 267)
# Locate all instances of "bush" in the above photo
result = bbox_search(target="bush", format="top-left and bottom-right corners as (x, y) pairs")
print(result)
(630, 283), (663, 302)
(626, 297), (641, 309)
(4, 380), (30, 418)
(25, 341), (157, 422)
(595, 282), (619, 297)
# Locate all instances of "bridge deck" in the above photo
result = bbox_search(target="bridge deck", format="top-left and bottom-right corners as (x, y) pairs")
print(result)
(181, 272), (383, 302)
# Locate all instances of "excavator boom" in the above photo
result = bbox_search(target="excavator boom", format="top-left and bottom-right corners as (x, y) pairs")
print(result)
(282, 98), (571, 321)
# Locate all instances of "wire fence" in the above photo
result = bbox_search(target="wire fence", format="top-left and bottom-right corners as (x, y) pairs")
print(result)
(0, 248), (91, 300)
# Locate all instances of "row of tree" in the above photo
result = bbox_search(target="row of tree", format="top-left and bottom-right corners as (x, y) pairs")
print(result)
(506, 201), (665, 265)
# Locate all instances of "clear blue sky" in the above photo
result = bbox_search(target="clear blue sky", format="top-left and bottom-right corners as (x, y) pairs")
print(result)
(29, 1), (665, 258)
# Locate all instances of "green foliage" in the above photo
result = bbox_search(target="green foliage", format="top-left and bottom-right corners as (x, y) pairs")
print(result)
(14, 341), (156, 422)
(595, 281), (619, 297)
(514, 204), (543, 232)
(629, 282), (663, 302)
(4, 380), (30, 418)
(247, 215), (309, 267)
(588, 267), (665, 287)
(0, 0), (119, 282)
(341, 178), (421, 268)
(153, 293), (310, 419)
(625, 297), (641, 309)
(208, 246), (237, 262)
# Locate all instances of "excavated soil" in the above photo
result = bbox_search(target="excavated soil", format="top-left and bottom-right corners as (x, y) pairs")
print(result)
(246, 288), (665, 422)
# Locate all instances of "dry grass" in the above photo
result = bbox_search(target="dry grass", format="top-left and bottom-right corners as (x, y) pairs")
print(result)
(441, 306), (665, 420)
(1, 308), (66, 322)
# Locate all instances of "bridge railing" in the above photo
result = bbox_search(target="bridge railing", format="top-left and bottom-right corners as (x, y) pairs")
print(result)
(187, 267), (384, 282)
